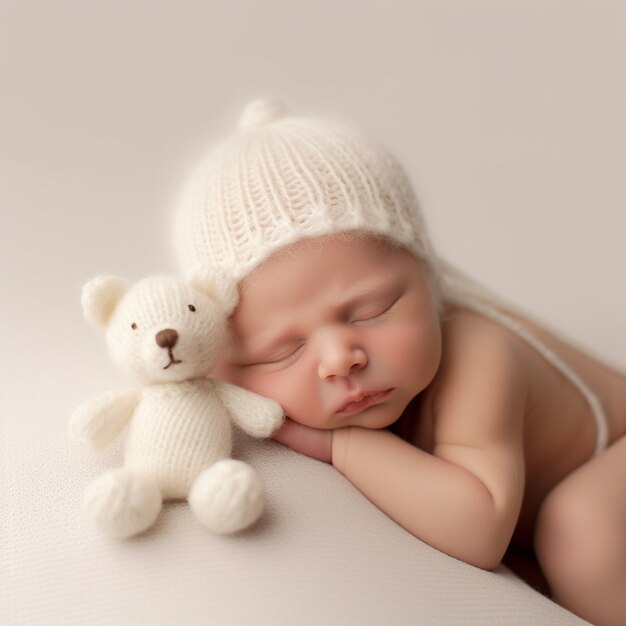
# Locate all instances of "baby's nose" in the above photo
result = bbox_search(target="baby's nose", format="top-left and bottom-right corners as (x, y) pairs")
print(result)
(318, 346), (367, 380)
(155, 328), (179, 349)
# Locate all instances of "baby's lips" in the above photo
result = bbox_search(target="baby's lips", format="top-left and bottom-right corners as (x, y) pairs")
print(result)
(335, 388), (394, 414)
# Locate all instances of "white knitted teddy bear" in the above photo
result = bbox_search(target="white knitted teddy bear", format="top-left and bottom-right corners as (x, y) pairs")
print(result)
(70, 269), (284, 539)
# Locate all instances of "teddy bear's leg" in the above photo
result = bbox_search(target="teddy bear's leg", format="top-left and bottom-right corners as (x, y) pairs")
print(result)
(188, 459), (264, 534)
(83, 468), (162, 539)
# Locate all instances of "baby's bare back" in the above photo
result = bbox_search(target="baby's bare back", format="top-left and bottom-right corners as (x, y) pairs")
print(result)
(426, 307), (626, 543)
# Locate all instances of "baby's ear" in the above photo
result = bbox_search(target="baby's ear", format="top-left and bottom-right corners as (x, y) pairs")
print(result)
(81, 275), (129, 327)
(188, 264), (239, 315)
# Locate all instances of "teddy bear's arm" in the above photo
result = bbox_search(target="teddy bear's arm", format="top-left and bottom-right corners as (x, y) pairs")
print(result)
(69, 388), (140, 452)
(213, 381), (284, 439)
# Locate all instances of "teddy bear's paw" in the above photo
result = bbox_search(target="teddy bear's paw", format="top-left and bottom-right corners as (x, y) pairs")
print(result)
(189, 460), (264, 534)
(83, 469), (163, 539)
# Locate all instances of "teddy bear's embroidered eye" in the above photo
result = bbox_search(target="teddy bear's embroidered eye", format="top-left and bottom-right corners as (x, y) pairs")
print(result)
(188, 304), (196, 312)
(131, 323), (138, 330)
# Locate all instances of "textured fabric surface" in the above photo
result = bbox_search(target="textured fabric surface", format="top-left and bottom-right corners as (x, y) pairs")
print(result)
(3, 329), (588, 624)
(2, 333), (588, 625)
(3, 1), (624, 624)
(3, 401), (588, 626)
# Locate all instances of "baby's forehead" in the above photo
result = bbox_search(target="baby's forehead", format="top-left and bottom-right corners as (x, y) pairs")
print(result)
(229, 234), (425, 342)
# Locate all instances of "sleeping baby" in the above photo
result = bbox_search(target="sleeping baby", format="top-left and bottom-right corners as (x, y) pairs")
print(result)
(174, 99), (626, 626)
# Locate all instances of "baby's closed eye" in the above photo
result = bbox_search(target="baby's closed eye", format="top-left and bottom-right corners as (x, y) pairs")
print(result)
(350, 293), (402, 326)
(243, 343), (305, 369)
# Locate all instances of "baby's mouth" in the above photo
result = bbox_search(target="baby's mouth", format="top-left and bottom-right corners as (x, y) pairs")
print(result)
(163, 348), (183, 370)
(337, 388), (394, 414)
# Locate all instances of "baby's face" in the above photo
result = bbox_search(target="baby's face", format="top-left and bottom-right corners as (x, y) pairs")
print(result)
(214, 234), (442, 430)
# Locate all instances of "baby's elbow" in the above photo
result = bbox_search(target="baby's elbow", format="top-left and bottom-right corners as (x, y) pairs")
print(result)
(413, 515), (509, 571)
(463, 491), (520, 570)
(465, 546), (505, 571)
(454, 536), (507, 571)
(449, 513), (514, 571)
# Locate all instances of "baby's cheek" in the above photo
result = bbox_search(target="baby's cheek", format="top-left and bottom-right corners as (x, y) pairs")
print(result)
(256, 368), (326, 429)
(378, 323), (439, 382)
(267, 375), (311, 423)
(407, 322), (442, 385)
(210, 357), (230, 381)
(230, 368), (268, 396)
(221, 367), (306, 422)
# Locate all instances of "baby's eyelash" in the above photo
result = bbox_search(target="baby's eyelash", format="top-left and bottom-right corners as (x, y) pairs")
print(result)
(351, 294), (401, 325)
(257, 344), (305, 368)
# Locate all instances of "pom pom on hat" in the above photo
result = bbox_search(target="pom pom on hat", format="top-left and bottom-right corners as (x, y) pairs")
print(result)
(238, 98), (287, 131)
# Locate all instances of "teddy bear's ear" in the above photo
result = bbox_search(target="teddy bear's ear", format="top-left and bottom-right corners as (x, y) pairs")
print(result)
(187, 264), (239, 315)
(81, 275), (130, 327)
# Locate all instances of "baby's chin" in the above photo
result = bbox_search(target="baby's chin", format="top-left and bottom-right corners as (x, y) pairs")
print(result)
(297, 406), (401, 431)
(345, 411), (401, 430)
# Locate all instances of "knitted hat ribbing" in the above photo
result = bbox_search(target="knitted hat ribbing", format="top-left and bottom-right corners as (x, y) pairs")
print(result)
(174, 99), (442, 289)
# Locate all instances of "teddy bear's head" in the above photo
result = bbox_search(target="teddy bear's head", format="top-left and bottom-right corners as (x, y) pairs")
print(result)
(81, 268), (238, 384)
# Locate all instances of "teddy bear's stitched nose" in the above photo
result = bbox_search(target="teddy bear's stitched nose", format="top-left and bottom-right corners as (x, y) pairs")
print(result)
(155, 328), (179, 349)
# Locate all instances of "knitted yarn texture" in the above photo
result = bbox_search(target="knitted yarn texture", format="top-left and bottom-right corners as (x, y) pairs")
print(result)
(70, 273), (284, 539)
(174, 99), (442, 290)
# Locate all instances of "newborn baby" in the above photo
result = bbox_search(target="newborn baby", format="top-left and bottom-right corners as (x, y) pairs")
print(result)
(175, 99), (626, 626)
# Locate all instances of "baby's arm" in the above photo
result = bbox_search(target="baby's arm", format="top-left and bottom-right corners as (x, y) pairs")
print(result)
(275, 323), (527, 570)
(333, 429), (523, 569)
(333, 328), (527, 570)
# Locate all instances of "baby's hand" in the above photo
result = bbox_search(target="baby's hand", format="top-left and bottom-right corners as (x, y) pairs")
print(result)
(272, 418), (332, 463)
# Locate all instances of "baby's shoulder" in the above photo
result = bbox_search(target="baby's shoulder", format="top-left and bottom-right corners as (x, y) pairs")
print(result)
(439, 306), (526, 369)
(430, 308), (530, 437)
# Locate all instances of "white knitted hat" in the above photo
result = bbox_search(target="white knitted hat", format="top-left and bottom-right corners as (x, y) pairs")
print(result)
(174, 98), (442, 289)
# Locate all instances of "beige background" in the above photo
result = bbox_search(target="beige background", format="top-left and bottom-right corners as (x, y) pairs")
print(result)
(1, 1), (624, 625)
